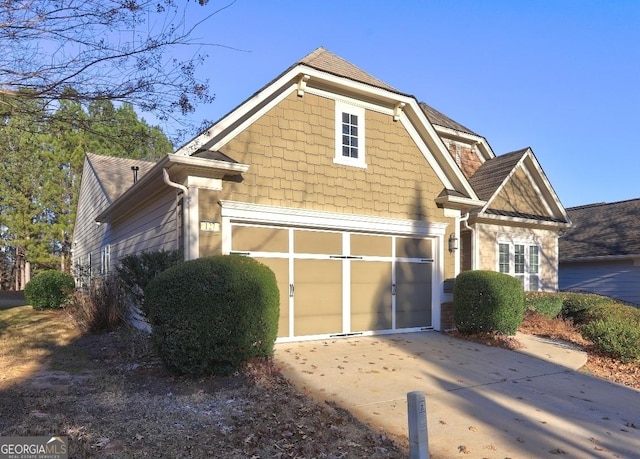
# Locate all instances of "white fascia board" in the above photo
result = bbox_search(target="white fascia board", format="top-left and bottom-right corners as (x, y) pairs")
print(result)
(176, 64), (406, 157)
(404, 102), (480, 200)
(474, 212), (572, 229)
(522, 153), (571, 223)
(168, 154), (250, 175)
(220, 200), (449, 236)
(209, 66), (414, 154)
(175, 66), (307, 156)
(435, 194), (486, 210)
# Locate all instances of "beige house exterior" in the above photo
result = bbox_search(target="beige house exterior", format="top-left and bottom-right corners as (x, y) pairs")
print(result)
(72, 48), (570, 340)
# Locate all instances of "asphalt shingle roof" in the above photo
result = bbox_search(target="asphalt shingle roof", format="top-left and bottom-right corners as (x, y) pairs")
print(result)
(560, 198), (640, 260)
(86, 153), (155, 203)
(298, 48), (478, 136)
(468, 149), (528, 201)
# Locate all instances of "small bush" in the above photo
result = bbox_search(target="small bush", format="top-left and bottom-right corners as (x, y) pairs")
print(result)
(582, 318), (640, 363)
(582, 302), (640, 324)
(559, 292), (615, 322)
(25, 270), (75, 310)
(453, 270), (525, 335)
(524, 292), (563, 318)
(117, 250), (181, 313)
(66, 276), (126, 332)
(145, 255), (280, 376)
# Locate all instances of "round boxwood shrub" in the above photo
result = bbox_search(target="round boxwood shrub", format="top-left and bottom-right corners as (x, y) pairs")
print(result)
(145, 255), (280, 376)
(24, 270), (76, 310)
(453, 270), (525, 335)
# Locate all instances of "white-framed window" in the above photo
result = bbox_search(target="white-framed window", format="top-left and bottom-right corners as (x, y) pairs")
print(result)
(334, 101), (366, 168)
(497, 240), (541, 291)
(101, 244), (111, 275)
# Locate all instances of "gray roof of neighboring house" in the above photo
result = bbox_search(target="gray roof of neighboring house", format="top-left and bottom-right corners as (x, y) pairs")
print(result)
(468, 148), (528, 201)
(86, 153), (155, 203)
(560, 198), (640, 260)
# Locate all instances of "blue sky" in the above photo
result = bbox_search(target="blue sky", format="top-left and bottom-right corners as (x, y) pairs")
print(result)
(174, 0), (640, 209)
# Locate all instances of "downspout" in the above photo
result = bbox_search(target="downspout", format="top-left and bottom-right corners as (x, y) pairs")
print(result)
(163, 169), (188, 257)
(460, 212), (476, 270)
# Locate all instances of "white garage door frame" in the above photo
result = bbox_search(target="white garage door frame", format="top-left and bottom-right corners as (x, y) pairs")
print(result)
(219, 201), (449, 340)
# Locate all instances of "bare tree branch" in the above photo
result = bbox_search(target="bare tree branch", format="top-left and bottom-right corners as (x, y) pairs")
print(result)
(1, 0), (239, 142)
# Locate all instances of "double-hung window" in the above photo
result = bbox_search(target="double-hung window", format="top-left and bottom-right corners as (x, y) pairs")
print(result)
(334, 101), (366, 168)
(497, 241), (541, 291)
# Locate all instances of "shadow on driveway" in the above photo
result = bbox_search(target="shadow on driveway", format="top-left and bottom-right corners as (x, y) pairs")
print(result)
(275, 331), (640, 458)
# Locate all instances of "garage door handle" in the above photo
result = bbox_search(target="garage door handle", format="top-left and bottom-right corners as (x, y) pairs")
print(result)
(289, 284), (294, 297)
(392, 284), (396, 296)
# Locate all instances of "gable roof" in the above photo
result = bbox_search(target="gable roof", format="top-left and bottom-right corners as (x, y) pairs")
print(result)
(467, 148), (570, 226)
(469, 149), (528, 201)
(176, 47), (481, 203)
(560, 198), (640, 261)
(85, 153), (155, 203)
(298, 47), (398, 92)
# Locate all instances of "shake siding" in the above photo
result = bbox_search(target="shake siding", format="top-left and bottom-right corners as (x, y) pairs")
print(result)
(110, 188), (179, 264)
(476, 222), (559, 291)
(208, 91), (456, 279)
(559, 259), (640, 306)
(72, 158), (110, 276)
(491, 167), (549, 216)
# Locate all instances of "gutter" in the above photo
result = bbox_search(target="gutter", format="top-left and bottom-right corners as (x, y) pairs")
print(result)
(460, 212), (476, 270)
(163, 169), (188, 254)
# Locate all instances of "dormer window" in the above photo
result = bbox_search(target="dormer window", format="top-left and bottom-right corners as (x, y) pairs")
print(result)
(334, 101), (366, 168)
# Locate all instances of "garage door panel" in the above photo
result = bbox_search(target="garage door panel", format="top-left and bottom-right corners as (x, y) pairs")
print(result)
(396, 262), (432, 328)
(294, 259), (342, 336)
(351, 234), (392, 257)
(232, 226), (289, 252)
(254, 257), (290, 338)
(396, 237), (432, 259)
(351, 261), (392, 331)
(294, 230), (341, 255)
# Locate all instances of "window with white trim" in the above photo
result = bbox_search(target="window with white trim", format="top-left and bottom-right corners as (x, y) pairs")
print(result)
(334, 101), (366, 168)
(101, 244), (111, 276)
(497, 241), (541, 291)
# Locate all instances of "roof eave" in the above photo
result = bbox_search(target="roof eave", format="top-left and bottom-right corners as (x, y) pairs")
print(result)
(96, 154), (250, 223)
(560, 253), (640, 263)
(472, 212), (572, 229)
(435, 195), (486, 210)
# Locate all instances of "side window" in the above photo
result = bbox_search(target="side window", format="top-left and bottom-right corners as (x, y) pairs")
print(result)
(334, 101), (366, 168)
(101, 244), (111, 275)
(498, 243), (510, 273)
(497, 241), (540, 291)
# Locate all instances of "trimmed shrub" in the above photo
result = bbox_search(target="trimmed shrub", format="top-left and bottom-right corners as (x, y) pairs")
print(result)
(66, 276), (126, 332)
(453, 270), (524, 335)
(117, 250), (181, 313)
(524, 292), (563, 318)
(559, 292), (615, 322)
(24, 270), (75, 310)
(579, 302), (640, 362)
(145, 255), (280, 376)
(581, 318), (640, 363)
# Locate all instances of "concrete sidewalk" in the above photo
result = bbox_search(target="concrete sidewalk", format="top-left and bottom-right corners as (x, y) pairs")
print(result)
(275, 332), (639, 458)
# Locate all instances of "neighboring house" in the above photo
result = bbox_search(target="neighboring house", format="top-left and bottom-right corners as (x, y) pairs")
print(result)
(72, 47), (570, 341)
(559, 199), (640, 305)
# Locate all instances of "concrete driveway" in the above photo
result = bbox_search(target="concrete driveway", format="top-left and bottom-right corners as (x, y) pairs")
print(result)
(275, 332), (640, 458)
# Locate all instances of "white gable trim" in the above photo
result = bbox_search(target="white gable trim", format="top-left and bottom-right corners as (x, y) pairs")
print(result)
(176, 63), (479, 201)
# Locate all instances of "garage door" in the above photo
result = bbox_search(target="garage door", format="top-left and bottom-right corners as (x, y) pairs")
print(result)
(230, 223), (433, 340)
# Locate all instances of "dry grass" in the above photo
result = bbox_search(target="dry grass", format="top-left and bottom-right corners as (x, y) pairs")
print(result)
(0, 305), (405, 458)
